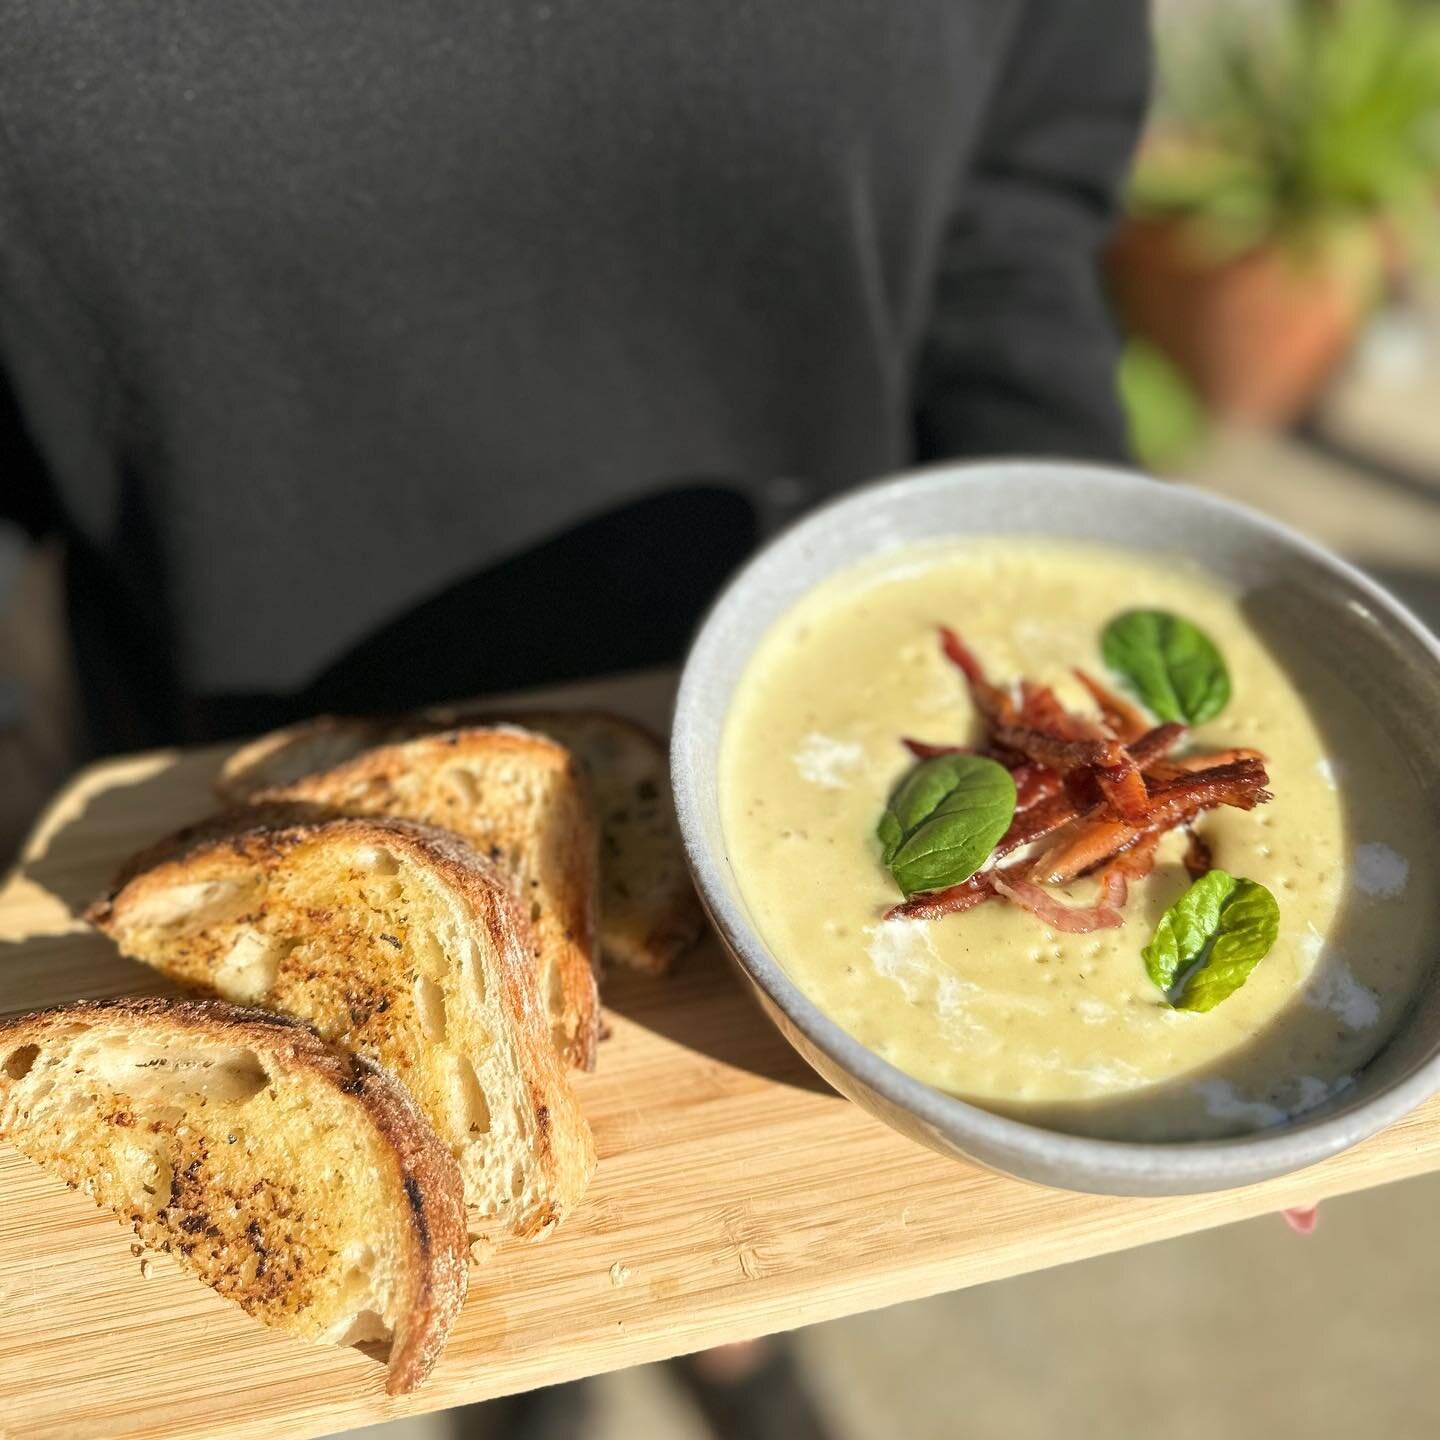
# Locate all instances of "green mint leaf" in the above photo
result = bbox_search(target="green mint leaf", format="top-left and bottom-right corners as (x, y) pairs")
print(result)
(1101, 609), (1231, 725)
(1143, 869), (1235, 992)
(1175, 880), (1280, 1012)
(876, 755), (1016, 898)
(877, 809), (903, 866)
(1143, 870), (1280, 1012)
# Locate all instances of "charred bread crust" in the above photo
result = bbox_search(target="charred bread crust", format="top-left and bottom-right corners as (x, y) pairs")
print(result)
(86, 802), (346, 918)
(216, 707), (704, 978)
(215, 716), (391, 805)
(87, 816), (596, 1237)
(0, 996), (467, 1395)
(250, 729), (603, 1072)
(492, 711), (704, 976)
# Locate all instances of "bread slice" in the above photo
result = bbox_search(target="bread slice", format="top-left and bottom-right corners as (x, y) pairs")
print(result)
(251, 728), (600, 1071)
(486, 711), (702, 976)
(86, 817), (595, 1240)
(0, 997), (466, 1394)
(216, 715), (395, 803)
(218, 708), (703, 974)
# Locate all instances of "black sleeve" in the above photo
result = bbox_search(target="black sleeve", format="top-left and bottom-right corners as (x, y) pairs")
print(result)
(0, 368), (58, 538)
(914, 0), (1151, 466)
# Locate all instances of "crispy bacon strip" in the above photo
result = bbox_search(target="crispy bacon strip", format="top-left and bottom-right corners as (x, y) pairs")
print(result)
(1095, 760), (1151, 824)
(901, 737), (972, 760)
(895, 835), (1152, 924)
(1019, 681), (1108, 742)
(901, 738), (1031, 768)
(991, 722), (1125, 775)
(937, 623), (987, 686)
(1033, 818), (1138, 886)
(1037, 762), (1266, 882)
(994, 789), (1093, 858)
(1097, 832), (1161, 906)
(1128, 723), (1187, 767)
(1018, 679), (1061, 728)
(1183, 826), (1214, 880)
(1073, 669), (1149, 743)
(1141, 758), (1271, 829)
(939, 625), (1018, 727)
(1036, 769), (1266, 884)
(991, 873), (1125, 932)
(901, 737), (1064, 810)
(1012, 763), (1063, 810)
(1145, 747), (1265, 782)
(998, 671), (1125, 770)
(885, 872), (998, 921)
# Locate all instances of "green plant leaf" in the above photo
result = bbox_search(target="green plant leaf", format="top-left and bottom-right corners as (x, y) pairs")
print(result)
(1101, 609), (1231, 725)
(877, 808), (903, 867)
(1135, 0), (1440, 261)
(1119, 341), (1207, 471)
(1142, 870), (1281, 1013)
(877, 755), (1016, 898)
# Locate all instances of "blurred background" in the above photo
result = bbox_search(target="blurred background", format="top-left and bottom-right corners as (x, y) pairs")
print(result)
(4, 0), (1440, 1435)
(1113, 0), (1440, 652)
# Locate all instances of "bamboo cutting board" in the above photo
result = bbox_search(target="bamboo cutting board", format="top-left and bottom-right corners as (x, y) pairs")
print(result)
(3, 670), (1439, 1440)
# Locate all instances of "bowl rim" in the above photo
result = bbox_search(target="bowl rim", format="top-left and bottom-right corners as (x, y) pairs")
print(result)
(671, 457), (1440, 1190)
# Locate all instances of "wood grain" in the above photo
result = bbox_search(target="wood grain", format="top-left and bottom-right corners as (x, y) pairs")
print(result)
(1, 671), (1437, 1440)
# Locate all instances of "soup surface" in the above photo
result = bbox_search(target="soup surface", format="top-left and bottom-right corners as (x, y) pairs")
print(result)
(720, 540), (1435, 1140)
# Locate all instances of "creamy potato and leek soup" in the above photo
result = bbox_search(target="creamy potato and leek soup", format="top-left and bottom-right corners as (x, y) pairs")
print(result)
(720, 540), (1437, 1141)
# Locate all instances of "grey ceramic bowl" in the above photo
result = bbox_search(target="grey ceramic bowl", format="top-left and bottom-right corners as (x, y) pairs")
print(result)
(671, 459), (1440, 1196)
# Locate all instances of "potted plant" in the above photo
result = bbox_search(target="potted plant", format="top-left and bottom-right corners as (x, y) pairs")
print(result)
(1108, 0), (1440, 427)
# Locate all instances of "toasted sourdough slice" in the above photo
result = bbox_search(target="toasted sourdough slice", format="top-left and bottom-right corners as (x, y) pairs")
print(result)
(483, 711), (702, 976)
(216, 715), (396, 802)
(87, 817), (595, 1239)
(218, 708), (704, 974)
(251, 729), (600, 1071)
(0, 997), (466, 1394)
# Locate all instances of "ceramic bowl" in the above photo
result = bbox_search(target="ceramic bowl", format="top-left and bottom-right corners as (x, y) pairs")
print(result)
(671, 460), (1440, 1195)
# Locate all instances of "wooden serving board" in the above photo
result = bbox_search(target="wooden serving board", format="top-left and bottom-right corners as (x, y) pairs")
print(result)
(3, 670), (1440, 1440)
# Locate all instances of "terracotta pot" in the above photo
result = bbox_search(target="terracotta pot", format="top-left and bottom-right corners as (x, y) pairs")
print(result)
(1105, 218), (1379, 427)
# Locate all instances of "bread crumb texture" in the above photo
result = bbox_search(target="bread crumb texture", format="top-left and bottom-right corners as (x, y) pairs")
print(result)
(95, 821), (594, 1238)
(0, 1025), (405, 1345)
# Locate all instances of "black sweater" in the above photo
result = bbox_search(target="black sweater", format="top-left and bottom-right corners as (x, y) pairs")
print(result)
(0, 1), (1149, 750)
